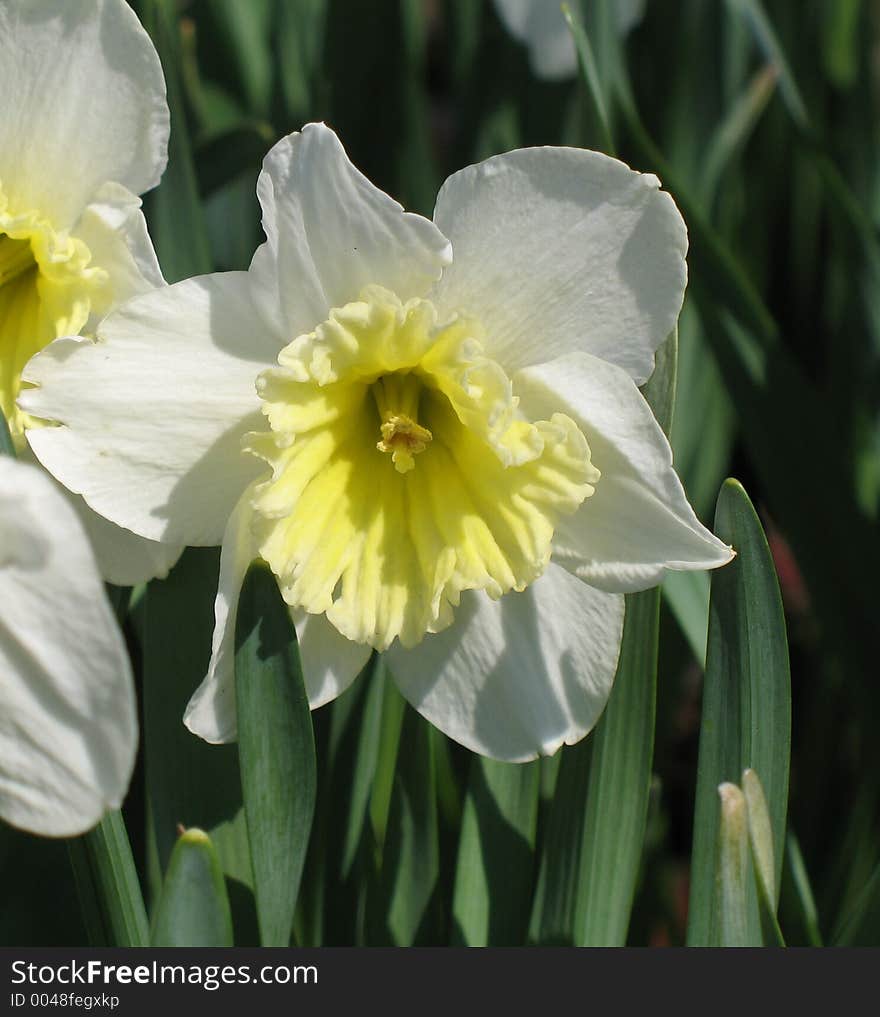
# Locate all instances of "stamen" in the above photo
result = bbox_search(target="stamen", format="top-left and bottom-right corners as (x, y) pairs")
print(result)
(373, 373), (432, 473)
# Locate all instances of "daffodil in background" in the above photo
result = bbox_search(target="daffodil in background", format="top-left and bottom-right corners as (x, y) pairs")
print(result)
(492, 0), (646, 79)
(0, 456), (136, 837)
(22, 123), (732, 761)
(0, 0), (176, 584)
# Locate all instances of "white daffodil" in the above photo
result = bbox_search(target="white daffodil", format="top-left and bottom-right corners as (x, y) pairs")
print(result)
(0, 456), (136, 836)
(0, 0), (177, 584)
(493, 0), (647, 80)
(22, 123), (733, 761)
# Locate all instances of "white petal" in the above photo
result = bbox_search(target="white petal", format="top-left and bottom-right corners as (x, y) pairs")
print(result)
(491, 0), (578, 80)
(431, 146), (687, 384)
(184, 487), (372, 744)
(72, 182), (166, 326)
(21, 273), (275, 546)
(0, 0), (168, 229)
(0, 457), (136, 836)
(386, 563), (625, 762)
(70, 494), (181, 587)
(516, 352), (734, 592)
(16, 440), (180, 586)
(249, 123), (452, 341)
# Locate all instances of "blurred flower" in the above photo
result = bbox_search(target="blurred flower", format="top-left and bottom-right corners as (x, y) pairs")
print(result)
(0, 0), (177, 584)
(0, 456), (136, 836)
(492, 0), (646, 80)
(23, 123), (732, 761)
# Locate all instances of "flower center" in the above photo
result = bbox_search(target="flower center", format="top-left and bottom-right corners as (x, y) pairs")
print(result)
(373, 373), (432, 472)
(0, 186), (106, 444)
(247, 285), (600, 650)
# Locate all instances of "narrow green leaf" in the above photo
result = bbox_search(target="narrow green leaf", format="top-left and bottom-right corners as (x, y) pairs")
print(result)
(372, 708), (439, 945)
(369, 674), (407, 850)
(143, 547), (253, 924)
(151, 828), (233, 947)
(235, 560), (317, 947)
(340, 654), (388, 879)
(140, 0), (213, 281)
(527, 738), (590, 945)
(202, 0), (273, 116)
(68, 811), (150, 947)
(563, 3), (616, 155)
(833, 861), (880, 946)
(724, 0), (809, 129)
(0, 411), (14, 458)
(575, 586), (659, 945)
(779, 833), (823, 947)
(700, 64), (777, 207)
(451, 758), (540, 946)
(716, 783), (754, 947)
(276, 0), (328, 124)
(687, 479), (791, 945)
(662, 570), (710, 666)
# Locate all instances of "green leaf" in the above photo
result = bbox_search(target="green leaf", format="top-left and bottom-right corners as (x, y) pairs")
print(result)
(340, 654), (389, 879)
(687, 479), (791, 946)
(372, 708), (439, 945)
(562, 3), (616, 155)
(368, 674), (407, 851)
(235, 560), (317, 947)
(833, 861), (880, 946)
(151, 828), (233, 947)
(140, 0), (213, 281)
(275, 0), (328, 124)
(67, 811), (150, 947)
(723, 0), (808, 129)
(662, 570), (710, 666)
(779, 833), (823, 946)
(143, 547), (254, 931)
(451, 757), (540, 946)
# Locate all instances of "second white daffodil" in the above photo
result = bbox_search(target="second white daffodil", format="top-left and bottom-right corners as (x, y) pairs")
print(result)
(0, 0), (176, 584)
(22, 123), (732, 760)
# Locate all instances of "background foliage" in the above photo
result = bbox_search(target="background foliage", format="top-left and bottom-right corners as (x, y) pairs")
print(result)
(3, 0), (878, 947)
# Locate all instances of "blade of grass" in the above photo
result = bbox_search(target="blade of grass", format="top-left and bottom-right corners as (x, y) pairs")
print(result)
(687, 479), (791, 945)
(140, 0), (213, 281)
(143, 547), (254, 931)
(151, 828), (233, 947)
(451, 758), (540, 946)
(563, 3), (616, 155)
(779, 833), (823, 947)
(372, 708), (439, 945)
(67, 811), (149, 947)
(235, 560), (317, 947)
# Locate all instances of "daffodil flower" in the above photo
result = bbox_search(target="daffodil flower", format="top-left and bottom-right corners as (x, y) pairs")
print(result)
(22, 123), (732, 761)
(0, 456), (136, 836)
(492, 0), (646, 80)
(0, 0), (177, 584)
